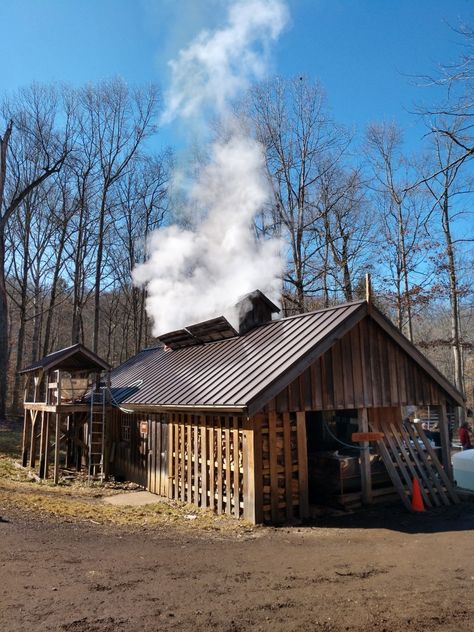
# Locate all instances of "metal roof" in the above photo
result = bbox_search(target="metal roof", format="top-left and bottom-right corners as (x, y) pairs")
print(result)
(19, 343), (111, 374)
(110, 301), (367, 413)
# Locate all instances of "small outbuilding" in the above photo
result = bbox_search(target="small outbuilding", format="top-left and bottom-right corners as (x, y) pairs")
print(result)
(20, 344), (111, 483)
(107, 293), (463, 523)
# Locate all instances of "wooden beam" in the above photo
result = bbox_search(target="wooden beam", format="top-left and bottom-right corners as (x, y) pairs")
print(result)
(352, 431), (384, 442)
(358, 408), (373, 504)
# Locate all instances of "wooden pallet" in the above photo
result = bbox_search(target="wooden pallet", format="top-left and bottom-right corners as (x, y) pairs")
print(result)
(369, 418), (459, 511)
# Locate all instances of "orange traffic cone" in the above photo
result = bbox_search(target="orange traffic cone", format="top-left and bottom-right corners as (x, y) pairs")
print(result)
(411, 477), (425, 512)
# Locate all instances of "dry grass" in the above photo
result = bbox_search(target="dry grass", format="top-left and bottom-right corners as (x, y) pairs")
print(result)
(0, 429), (255, 535)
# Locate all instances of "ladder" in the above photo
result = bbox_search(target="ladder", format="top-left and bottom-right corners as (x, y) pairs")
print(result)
(88, 386), (106, 481)
(370, 418), (459, 511)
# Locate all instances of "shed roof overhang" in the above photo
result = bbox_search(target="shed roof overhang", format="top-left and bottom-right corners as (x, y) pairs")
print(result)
(19, 343), (111, 375)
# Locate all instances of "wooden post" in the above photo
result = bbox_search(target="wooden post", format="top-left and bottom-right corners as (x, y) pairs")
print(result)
(296, 412), (309, 519)
(242, 418), (256, 523)
(38, 410), (45, 477)
(21, 409), (30, 468)
(43, 412), (50, 479)
(365, 273), (372, 304)
(54, 413), (61, 484)
(358, 408), (372, 504)
(438, 402), (454, 482)
(29, 411), (37, 468)
(65, 415), (71, 469)
(53, 371), (62, 484)
(21, 375), (31, 466)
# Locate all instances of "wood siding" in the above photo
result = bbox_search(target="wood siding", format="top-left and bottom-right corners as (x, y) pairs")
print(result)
(251, 410), (308, 524)
(167, 413), (245, 518)
(264, 316), (448, 414)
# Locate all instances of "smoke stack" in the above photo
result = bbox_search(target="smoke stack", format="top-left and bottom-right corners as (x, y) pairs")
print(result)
(233, 289), (280, 335)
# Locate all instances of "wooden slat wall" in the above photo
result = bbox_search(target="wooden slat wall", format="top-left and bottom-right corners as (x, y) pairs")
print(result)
(110, 411), (157, 489)
(252, 409), (306, 523)
(264, 316), (448, 414)
(167, 413), (245, 517)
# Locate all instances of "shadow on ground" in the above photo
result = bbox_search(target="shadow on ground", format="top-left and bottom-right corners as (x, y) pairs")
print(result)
(299, 498), (474, 534)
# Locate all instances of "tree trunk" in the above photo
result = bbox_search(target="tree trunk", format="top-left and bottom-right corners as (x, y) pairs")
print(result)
(442, 186), (465, 422)
(0, 226), (8, 420)
(11, 225), (30, 413)
(92, 195), (107, 354)
(43, 220), (67, 357)
(0, 124), (12, 420)
(397, 202), (413, 342)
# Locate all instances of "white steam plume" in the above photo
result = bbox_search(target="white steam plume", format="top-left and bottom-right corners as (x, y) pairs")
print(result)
(161, 0), (288, 124)
(134, 0), (288, 336)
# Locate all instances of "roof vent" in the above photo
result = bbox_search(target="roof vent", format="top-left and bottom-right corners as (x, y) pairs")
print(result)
(232, 290), (280, 335)
(157, 290), (280, 350)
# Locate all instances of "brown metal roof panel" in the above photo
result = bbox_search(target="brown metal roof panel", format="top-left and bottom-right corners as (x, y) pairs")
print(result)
(211, 302), (365, 406)
(201, 305), (359, 405)
(113, 301), (366, 407)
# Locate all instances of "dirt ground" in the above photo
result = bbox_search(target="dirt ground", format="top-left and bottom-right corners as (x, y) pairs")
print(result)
(2, 501), (474, 632)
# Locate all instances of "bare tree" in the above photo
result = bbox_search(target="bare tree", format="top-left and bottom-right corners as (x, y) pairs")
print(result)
(0, 85), (72, 419)
(77, 79), (160, 353)
(421, 116), (474, 406)
(111, 155), (170, 357)
(365, 123), (433, 341)
(247, 77), (348, 313)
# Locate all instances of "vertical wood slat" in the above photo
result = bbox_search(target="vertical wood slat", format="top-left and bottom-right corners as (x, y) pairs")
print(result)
(350, 327), (364, 408)
(225, 417), (232, 515)
(161, 416), (168, 497)
(173, 419), (179, 499)
(209, 421), (215, 511)
(233, 421), (240, 517)
(341, 333), (354, 408)
(331, 343), (344, 408)
(201, 417), (208, 508)
(193, 418), (199, 506)
(148, 417), (153, 493)
(216, 417), (223, 514)
(359, 319), (373, 407)
(311, 360), (323, 410)
(387, 339), (399, 405)
(296, 411), (309, 519)
(186, 420), (192, 503)
(242, 419), (255, 522)
(168, 419), (174, 498)
(157, 416), (163, 495)
(268, 411), (279, 522)
(283, 413), (293, 521)
(253, 416), (264, 524)
(180, 418), (186, 502)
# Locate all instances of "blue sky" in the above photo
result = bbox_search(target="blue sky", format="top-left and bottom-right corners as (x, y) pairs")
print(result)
(0, 0), (473, 151)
